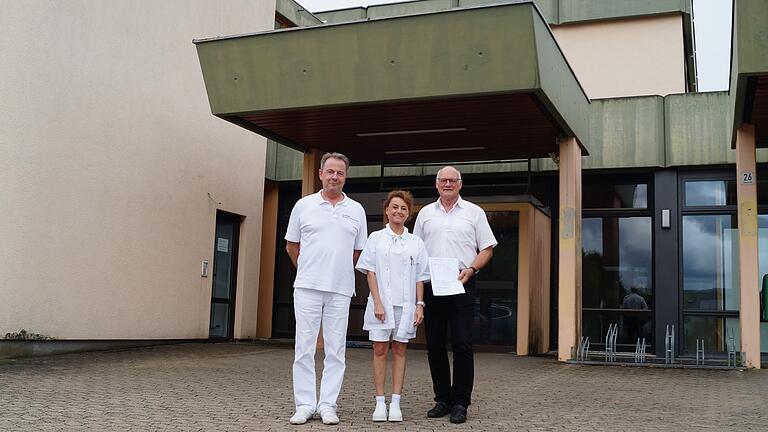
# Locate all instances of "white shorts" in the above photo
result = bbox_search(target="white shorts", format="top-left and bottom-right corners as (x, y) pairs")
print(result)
(369, 306), (410, 343)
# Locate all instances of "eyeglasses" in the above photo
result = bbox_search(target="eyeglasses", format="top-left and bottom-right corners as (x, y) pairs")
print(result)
(436, 178), (462, 185)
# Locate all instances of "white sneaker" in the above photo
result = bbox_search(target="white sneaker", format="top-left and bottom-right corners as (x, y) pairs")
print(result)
(319, 408), (339, 425)
(289, 407), (314, 425)
(372, 402), (388, 422)
(388, 403), (403, 422)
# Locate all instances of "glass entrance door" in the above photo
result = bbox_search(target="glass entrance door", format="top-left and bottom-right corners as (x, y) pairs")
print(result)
(209, 211), (241, 339)
(473, 208), (519, 348)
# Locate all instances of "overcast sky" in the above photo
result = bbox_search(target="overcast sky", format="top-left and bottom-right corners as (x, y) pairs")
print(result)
(297, 0), (733, 92)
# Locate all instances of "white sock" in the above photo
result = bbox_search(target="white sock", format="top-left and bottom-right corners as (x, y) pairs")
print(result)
(391, 394), (401, 405)
(376, 395), (386, 404)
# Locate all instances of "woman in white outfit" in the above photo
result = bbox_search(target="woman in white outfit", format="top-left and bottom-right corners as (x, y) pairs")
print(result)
(356, 190), (429, 422)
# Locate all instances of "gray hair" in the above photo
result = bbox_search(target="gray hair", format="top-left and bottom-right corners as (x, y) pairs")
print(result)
(436, 166), (462, 180)
(320, 152), (350, 170)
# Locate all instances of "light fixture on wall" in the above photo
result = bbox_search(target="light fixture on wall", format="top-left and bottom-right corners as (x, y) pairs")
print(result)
(356, 127), (467, 137)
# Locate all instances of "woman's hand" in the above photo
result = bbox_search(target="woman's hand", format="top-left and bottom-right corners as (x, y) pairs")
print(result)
(413, 304), (424, 326)
(374, 301), (386, 322)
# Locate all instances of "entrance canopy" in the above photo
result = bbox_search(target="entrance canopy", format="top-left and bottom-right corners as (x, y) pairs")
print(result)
(730, 0), (768, 148)
(194, 2), (590, 164)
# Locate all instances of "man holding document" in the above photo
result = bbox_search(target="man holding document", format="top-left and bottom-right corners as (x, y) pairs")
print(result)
(413, 166), (497, 424)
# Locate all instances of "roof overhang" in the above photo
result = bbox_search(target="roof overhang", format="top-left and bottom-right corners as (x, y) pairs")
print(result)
(729, 0), (768, 148)
(194, 1), (590, 164)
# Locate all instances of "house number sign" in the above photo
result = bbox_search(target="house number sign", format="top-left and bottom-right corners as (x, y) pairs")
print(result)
(742, 171), (754, 184)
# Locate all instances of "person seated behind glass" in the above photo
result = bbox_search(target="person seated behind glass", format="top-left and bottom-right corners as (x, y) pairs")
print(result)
(620, 287), (648, 343)
(621, 287), (648, 310)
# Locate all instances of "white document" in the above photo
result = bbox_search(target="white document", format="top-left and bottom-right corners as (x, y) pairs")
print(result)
(428, 257), (465, 296)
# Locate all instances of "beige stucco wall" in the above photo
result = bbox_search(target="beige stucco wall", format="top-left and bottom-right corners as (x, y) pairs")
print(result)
(0, 0), (275, 339)
(552, 14), (687, 99)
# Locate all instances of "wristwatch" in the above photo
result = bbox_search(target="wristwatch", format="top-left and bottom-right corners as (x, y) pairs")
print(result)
(469, 266), (479, 275)
(416, 301), (426, 307)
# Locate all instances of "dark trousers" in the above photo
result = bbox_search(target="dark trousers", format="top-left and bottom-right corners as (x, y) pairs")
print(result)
(424, 278), (475, 407)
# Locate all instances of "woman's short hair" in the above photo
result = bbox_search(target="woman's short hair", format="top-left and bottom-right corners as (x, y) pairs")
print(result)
(383, 190), (415, 223)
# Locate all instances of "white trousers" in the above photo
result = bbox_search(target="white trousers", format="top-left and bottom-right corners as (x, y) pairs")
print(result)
(293, 288), (351, 412)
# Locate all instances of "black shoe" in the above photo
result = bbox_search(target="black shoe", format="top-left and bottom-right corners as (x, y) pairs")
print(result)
(450, 404), (467, 424)
(427, 401), (451, 418)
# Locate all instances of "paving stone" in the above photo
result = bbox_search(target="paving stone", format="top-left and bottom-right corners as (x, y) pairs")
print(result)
(0, 343), (765, 431)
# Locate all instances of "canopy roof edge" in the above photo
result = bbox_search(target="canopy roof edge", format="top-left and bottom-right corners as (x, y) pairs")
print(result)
(195, 2), (591, 162)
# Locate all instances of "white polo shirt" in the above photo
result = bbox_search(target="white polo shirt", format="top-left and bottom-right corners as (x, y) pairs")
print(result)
(413, 196), (497, 269)
(285, 191), (368, 297)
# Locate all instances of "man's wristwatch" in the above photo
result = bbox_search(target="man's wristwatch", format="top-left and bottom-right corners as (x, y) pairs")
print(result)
(416, 301), (426, 307)
(469, 266), (479, 275)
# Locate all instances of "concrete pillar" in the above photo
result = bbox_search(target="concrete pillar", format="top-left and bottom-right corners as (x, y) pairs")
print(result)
(736, 123), (761, 368)
(558, 137), (582, 361)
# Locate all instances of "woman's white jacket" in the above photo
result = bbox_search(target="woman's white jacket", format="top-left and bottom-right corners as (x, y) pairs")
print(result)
(355, 225), (430, 340)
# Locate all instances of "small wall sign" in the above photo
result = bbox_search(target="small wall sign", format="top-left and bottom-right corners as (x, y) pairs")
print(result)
(741, 171), (754, 184)
(217, 238), (229, 253)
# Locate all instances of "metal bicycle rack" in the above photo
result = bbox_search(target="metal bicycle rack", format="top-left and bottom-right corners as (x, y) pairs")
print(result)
(634, 338), (647, 364)
(605, 323), (618, 362)
(664, 324), (675, 365)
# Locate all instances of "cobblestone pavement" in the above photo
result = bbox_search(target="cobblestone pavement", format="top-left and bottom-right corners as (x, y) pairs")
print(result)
(0, 342), (766, 431)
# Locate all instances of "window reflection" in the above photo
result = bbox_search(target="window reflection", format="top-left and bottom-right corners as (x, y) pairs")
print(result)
(682, 215), (739, 311)
(583, 311), (652, 347)
(684, 180), (736, 207)
(756, 215), (768, 353)
(474, 211), (518, 346)
(683, 316), (739, 354)
(582, 216), (652, 350)
(582, 217), (652, 309)
(583, 184), (647, 209)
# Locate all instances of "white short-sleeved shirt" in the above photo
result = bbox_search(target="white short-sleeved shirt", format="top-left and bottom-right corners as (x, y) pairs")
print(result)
(285, 191), (368, 297)
(413, 196), (497, 269)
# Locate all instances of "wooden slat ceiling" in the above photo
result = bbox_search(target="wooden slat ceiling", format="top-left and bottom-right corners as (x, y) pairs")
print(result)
(238, 92), (561, 164)
(750, 75), (768, 147)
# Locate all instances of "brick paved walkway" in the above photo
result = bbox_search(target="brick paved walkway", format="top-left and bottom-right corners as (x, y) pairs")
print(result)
(0, 343), (765, 431)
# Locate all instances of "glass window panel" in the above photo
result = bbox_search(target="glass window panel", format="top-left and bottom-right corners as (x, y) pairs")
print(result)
(474, 211), (519, 346)
(762, 322), (768, 354)
(757, 215), (768, 353)
(273, 304), (295, 337)
(347, 309), (366, 339)
(582, 310), (653, 351)
(582, 217), (653, 309)
(212, 223), (234, 299)
(682, 315), (739, 354)
(682, 215), (740, 311)
(209, 303), (229, 338)
(583, 184), (647, 209)
(684, 180), (737, 207)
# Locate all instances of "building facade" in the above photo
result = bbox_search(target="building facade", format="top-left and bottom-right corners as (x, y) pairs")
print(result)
(198, 0), (767, 366)
(1, 0), (276, 354)
(4, 0), (767, 367)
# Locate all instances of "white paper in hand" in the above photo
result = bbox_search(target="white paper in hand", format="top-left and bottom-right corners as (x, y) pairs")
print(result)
(428, 257), (465, 296)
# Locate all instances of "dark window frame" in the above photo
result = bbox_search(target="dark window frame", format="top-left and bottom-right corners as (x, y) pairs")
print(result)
(581, 175), (655, 350)
(210, 210), (242, 340)
(677, 170), (740, 353)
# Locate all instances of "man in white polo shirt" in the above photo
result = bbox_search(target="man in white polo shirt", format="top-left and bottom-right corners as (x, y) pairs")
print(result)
(285, 152), (367, 426)
(414, 166), (496, 424)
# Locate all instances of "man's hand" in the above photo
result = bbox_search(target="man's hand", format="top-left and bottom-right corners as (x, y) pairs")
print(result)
(285, 241), (300, 268)
(458, 268), (474, 284)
